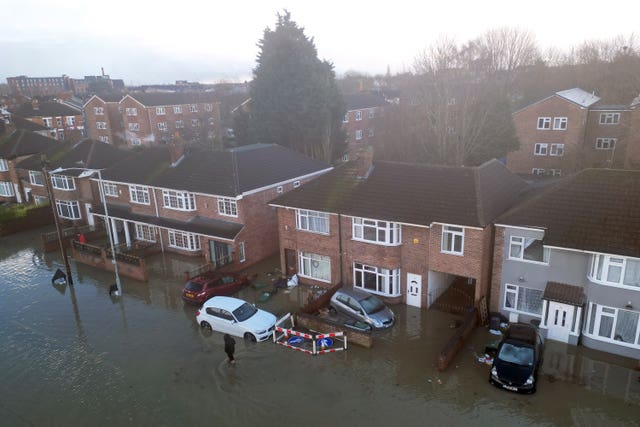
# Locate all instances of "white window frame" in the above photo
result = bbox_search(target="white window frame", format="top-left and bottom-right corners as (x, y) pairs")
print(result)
(175, 120), (184, 129)
(0, 159), (8, 171)
(125, 107), (137, 116)
(94, 107), (104, 115)
(134, 224), (156, 242)
(553, 117), (567, 130)
(355, 130), (363, 140)
(599, 112), (620, 125)
(156, 107), (166, 115)
(508, 235), (550, 264)
(503, 283), (543, 317)
(0, 181), (14, 197)
(162, 190), (196, 211)
(168, 230), (201, 251)
(157, 122), (168, 131)
(353, 262), (401, 297)
(583, 302), (640, 348)
(549, 169), (562, 176)
(368, 109), (375, 119)
(29, 171), (44, 186)
(534, 143), (548, 156)
(102, 182), (118, 197)
(51, 175), (75, 191)
(55, 200), (81, 219)
(355, 111), (362, 121)
(189, 104), (198, 112)
(299, 251), (331, 283)
(296, 209), (329, 234)
(173, 106), (182, 114)
(128, 123), (139, 131)
(352, 217), (401, 246)
(205, 103), (213, 112)
(595, 138), (616, 150)
(276, 185), (283, 194)
(132, 138), (141, 146)
(342, 114), (348, 123)
(217, 197), (238, 217)
(441, 225), (464, 255)
(56, 117), (62, 127)
(129, 185), (150, 205)
(588, 254), (640, 290)
(66, 116), (75, 126)
(191, 119), (200, 128)
(42, 117), (53, 127)
(550, 143), (564, 156)
(532, 168), (545, 175)
(98, 136), (109, 143)
(537, 117), (551, 129)
(293, 180), (301, 188)
(239, 242), (246, 262)
(96, 122), (107, 130)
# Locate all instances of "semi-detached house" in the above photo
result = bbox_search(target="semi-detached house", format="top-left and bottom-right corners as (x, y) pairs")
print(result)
(491, 168), (640, 359)
(270, 152), (528, 308)
(92, 143), (330, 270)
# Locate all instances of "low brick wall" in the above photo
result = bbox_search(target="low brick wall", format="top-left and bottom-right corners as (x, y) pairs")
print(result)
(71, 242), (149, 282)
(295, 312), (373, 349)
(0, 206), (53, 236)
(435, 308), (478, 371)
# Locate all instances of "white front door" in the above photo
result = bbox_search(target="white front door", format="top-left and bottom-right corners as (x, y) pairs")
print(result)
(547, 301), (574, 343)
(85, 203), (95, 227)
(406, 273), (422, 308)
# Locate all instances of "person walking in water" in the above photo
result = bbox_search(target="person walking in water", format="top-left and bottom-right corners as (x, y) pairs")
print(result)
(224, 334), (236, 364)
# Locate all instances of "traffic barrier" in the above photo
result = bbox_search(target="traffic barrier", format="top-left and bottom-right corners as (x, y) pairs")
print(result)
(273, 313), (347, 356)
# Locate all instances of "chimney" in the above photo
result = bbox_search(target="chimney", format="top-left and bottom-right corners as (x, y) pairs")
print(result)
(101, 67), (105, 77)
(356, 145), (374, 179)
(31, 99), (39, 111)
(168, 139), (185, 167)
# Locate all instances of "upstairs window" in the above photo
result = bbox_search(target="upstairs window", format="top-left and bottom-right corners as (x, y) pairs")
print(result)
(595, 138), (616, 150)
(599, 112), (620, 125)
(156, 107), (166, 115)
(368, 109), (375, 119)
(217, 197), (238, 217)
(0, 158), (8, 171)
(296, 209), (329, 234)
(162, 190), (196, 211)
(29, 171), (44, 186)
(534, 143), (548, 156)
(537, 117), (551, 129)
(66, 116), (75, 126)
(51, 175), (75, 190)
(189, 104), (198, 112)
(508, 236), (549, 263)
(125, 107), (137, 116)
(441, 225), (464, 255)
(94, 107), (104, 115)
(355, 111), (362, 121)
(553, 117), (567, 130)
(205, 103), (213, 112)
(129, 185), (150, 204)
(353, 217), (401, 245)
(342, 113), (349, 123)
(128, 123), (139, 131)
(42, 117), (53, 127)
(102, 182), (118, 197)
(550, 143), (564, 156)
(589, 254), (640, 289)
(174, 106), (182, 114)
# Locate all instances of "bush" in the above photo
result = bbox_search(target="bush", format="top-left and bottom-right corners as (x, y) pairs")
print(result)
(0, 203), (41, 222)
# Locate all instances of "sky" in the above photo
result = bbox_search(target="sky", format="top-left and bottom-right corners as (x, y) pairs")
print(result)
(3, 0), (640, 85)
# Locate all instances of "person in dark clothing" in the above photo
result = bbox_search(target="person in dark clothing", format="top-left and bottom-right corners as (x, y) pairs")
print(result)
(224, 334), (236, 364)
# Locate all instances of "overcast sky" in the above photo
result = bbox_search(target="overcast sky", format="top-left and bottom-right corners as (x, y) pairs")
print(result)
(3, 0), (639, 85)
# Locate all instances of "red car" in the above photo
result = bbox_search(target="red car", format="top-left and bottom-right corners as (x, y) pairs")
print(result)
(182, 272), (250, 305)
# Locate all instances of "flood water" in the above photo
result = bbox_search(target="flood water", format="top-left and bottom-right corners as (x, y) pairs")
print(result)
(1, 228), (639, 426)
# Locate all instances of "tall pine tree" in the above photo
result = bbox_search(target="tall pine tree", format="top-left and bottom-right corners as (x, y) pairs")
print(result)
(250, 11), (345, 163)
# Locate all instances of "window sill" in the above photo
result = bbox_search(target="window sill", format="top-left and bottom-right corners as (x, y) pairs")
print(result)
(298, 273), (331, 284)
(587, 277), (640, 292)
(582, 331), (640, 349)
(352, 238), (401, 247)
(507, 257), (549, 266)
(163, 206), (197, 212)
(130, 201), (151, 205)
(441, 250), (464, 256)
(168, 245), (201, 252)
(297, 228), (330, 235)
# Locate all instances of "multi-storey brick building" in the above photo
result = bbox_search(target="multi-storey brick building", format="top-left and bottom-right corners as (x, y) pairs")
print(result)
(342, 93), (387, 158)
(509, 87), (640, 176)
(83, 143), (331, 270)
(491, 168), (640, 359)
(10, 99), (84, 142)
(117, 93), (222, 147)
(6, 75), (69, 97)
(270, 150), (528, 309)
(83, 94), (125, 146)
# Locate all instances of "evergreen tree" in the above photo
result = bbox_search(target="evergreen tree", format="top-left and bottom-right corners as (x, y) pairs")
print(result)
(250, 11), (345, 162)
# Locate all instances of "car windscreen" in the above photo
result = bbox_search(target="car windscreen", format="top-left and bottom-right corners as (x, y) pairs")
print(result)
(360, 295), (385, 314)
(497, 342), (534, 366)
(233, 303), (258, 322)
(185, 281), (203, 292)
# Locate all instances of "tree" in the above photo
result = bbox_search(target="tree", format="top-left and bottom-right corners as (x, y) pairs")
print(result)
(249, 11), (345, 162)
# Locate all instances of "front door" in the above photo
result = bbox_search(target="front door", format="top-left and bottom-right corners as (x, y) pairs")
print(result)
(85, 203), (95, 227)
(209, 240), (232, 267)
(284, 249), (297, 276)
(406, 273), (422, 308)
(547, 301), (574, 343)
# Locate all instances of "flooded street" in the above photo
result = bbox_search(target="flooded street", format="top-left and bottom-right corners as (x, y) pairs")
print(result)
(1, 228), (638, 427)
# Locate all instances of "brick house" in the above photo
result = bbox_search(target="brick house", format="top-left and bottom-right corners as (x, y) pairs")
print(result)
(270, 151), (528, 308)
(0, 130), (57, 203)
(10, 99), (84, 142)
(342, 93), (387, 158)
(15, 139), (131, 223)
(491, 169), (640, 359)
(117, 93), (222, 148)
(83, 94), (125, 146)
(89, 143), (330, 270)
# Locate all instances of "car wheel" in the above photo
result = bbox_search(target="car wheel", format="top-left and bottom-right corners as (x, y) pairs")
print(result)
(200, 321), (212, 330)
(244, 332), (257, 342)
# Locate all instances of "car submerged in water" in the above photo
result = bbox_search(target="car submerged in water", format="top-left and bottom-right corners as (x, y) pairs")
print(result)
(489, 323), (544, 394)
(196, 296), (277, 342)
(330, 287), (395, 329)
(182, 272), (249, 305)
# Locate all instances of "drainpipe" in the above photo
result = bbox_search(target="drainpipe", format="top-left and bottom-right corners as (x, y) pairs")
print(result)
(152, 188), (164, 255)
(338, 213), (343, 286)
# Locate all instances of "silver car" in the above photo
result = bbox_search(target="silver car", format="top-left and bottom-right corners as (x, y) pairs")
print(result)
(330, 287), (395, 329)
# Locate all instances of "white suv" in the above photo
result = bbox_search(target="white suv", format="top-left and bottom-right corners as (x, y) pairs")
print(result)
(196, 296), (277, 342)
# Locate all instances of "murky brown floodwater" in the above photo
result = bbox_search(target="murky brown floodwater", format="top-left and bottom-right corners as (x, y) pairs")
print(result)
(1, 227), (638, 426)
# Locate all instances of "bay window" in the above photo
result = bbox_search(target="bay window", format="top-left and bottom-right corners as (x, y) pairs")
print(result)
(168, 230), (200, 251)
(296, 209), (329, 234)
(352, 217), (401, 245)
(584, 303), (640, 348)
(589, 254), (640, 289)
(353, 262), (400, 296)
(299, 252), (331, 282)
(135, 224), (156, 242)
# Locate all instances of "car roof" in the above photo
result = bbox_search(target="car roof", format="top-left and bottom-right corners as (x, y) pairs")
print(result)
(336, 287), (373, 301)
(504, 323), (538, 344)
(202, 296), (246, 310)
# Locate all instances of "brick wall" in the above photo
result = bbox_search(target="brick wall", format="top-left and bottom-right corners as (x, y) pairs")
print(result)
(583, 110), (630, 168)
(489, 227), (506, 312)
(626, 108), (640, 169)
(120, 96), (151, 147)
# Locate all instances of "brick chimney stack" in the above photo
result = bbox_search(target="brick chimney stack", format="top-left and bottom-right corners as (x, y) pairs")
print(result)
(168, 139), (185, 166)
(356, 145), (374, 179)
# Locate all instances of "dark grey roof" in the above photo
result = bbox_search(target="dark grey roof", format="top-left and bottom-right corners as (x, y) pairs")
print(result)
(10, 101), (80, 117)
(0, 130), (57, 159)
(343, 93), (388, 111)
(92, 204), (243, 240)
(126, 92), (219, 107)
(150, 144), (330, 196)
(590, 104), (629, 111)
(271, 159), (528, 228)
(543, 282), (585, 306)
(11, 115), (48, 132)
(101, 146), (171, 185)
(497, 169), (640, 258)
(95, 93), (123, 103)
(17, 139), (131, 172)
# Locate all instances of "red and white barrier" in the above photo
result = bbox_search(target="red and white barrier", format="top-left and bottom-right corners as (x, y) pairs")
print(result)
(272, 313), (347, 356)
